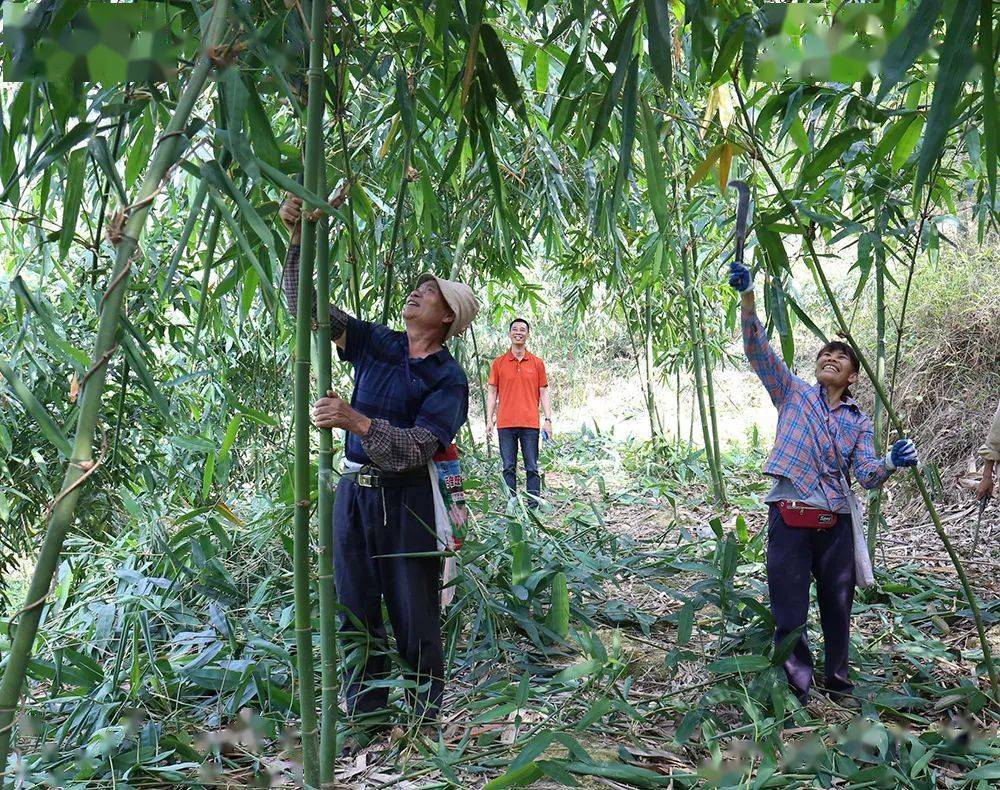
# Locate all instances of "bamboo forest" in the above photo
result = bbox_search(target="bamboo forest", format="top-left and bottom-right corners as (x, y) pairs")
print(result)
(2, 0), (1000, 786)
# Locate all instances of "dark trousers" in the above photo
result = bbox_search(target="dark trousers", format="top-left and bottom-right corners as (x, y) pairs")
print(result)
(766, 505), (855, 702)
(333, 475), (443, 723)
(498, 427), (541, 506)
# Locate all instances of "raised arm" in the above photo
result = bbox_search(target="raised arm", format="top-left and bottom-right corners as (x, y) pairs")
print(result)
(729, 264), (795, 408)
(279, 193), (348, 350)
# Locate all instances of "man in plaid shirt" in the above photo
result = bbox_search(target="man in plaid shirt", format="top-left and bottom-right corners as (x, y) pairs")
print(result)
(729, 260), (918, 707)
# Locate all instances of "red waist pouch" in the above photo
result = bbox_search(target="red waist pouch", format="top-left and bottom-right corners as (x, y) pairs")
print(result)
(776, 500), (837, 529)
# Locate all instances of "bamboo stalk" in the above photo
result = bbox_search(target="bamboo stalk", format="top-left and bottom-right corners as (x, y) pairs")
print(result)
(313, 158), (339, 788)
(672, 172), (722, 503)
(0, 0), (231, 773)
(161, 181), (209, 302)
(693, 247), (726, 504)
(191, 208), (221, 351)
(334, 23), (362, 316)
(731, 77), (1000, 704)
(868, 264), (886, 554)
(292, 0), (328, 784)
(380, 136), (413, 324)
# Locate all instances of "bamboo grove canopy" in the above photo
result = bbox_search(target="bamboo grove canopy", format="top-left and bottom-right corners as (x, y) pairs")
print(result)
(0, 0), (999, 782)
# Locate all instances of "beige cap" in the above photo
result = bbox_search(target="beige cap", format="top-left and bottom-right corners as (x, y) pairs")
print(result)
(417, 272), (480, 342)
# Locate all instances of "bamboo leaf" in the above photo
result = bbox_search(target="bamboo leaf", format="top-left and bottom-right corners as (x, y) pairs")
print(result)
(604, 2), (641, 64)
(88, 136), (127, 204)
(244, 79), (282, 170)
(610, 56), (639, 219)
(875, 0), (942, 103)
(59, 148), (86, 258)
(31, 121), (93, 175)
(435, 0), (453, 40)
(395, 68), (416, 138)
(799, 128), (868, 185)
(639, 102), (668, 231)
(687, 143), (722, 188)
(480, 24), (525, 118)
(207, 188), (277, 314)
(708, 654), (771, 674)
(255, 159), (342, 218)
(590, 8), (637, 150)
(643, 0), (671, 92)
(915, 1), (979, 193)
(891, 116), (924, 171)
(119, 332), (170, 419)
(200, 159), (276, 260)
(0, 361), (72, 457)
(716, 142), (733, 192)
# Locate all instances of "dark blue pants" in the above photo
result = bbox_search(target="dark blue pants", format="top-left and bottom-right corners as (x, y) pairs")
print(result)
(333, 475), (443, 723)
(766, 505), (855, 702)
(498, 427), (540, 506)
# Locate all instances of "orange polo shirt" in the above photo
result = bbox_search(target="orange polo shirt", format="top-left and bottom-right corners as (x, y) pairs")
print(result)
(489, 349), (548, 429)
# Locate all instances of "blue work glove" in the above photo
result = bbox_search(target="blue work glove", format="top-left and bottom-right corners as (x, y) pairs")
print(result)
(885, 438), (918, 471)
(728, 261), (753, 293)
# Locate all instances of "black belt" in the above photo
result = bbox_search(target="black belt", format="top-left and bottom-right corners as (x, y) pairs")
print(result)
(342, 465), (427, 489)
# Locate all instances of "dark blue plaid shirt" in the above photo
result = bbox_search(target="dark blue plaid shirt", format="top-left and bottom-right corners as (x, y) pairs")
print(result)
(339, 317), (469, 466)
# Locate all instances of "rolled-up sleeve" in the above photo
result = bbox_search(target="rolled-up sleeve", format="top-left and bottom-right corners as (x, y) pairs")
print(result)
(742, 312), (795, 408)
(361, 419), (439, 472)
(979, 401), (1000, 461)
(851, 416), (893, 490)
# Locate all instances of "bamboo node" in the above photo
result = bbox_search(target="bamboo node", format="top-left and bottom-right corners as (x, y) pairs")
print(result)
(80, 344), (119, 393)
(106, 212), (126, 245)
(305, 208), (323, 223)
(207, 41), (246, 69)
(296, 499), (311, 507)
(405, 166), (421, 183)
(330, 180), (349, 208)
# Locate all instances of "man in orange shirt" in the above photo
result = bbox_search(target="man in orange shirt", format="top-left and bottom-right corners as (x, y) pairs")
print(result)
(487, 319), (553, 508)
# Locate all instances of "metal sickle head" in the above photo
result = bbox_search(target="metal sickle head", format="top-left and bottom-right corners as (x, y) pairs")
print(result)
(728, 179), (751, 267)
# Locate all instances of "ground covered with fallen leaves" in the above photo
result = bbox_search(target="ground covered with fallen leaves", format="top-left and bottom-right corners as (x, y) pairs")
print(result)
(6, 433), (1000, 788)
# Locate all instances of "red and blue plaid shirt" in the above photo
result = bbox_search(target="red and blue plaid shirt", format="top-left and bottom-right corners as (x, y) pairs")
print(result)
(743, 313), (891, 512)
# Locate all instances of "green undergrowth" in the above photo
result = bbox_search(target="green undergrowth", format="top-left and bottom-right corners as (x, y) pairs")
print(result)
(3, 434), (999, 787)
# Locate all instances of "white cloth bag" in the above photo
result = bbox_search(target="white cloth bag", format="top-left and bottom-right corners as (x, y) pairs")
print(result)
(841, 473), (874, 589)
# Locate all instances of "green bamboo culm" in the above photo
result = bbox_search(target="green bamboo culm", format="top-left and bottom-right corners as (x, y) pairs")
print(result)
(673, 180), (721, 504)
(292, 0), (328, 784)
(313, 167), (340, 785)
(0, 0), (231, 776)
(731, 79), (1000, 706)
(693, 253), (726, 505)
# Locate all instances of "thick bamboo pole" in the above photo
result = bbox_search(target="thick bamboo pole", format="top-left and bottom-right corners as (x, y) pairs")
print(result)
(314, 174), (339, 787)
(731, 78), (1000, 703)
(292, 0), (328, 784)
(0, 0), (231, 774)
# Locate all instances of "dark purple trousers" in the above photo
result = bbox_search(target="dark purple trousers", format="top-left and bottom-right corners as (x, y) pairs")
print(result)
(766, 504), (855, 702)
